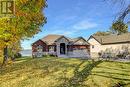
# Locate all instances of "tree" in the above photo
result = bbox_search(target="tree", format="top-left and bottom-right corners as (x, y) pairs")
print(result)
(0, 0), (47, 66)
(110, 21), (128, 35)
(118, 5), (130, 23)
(8, 41), (22, 60)
(93, 31), (111, 36)
(107, 0), (130, 23)
(102, 0), (129, 36)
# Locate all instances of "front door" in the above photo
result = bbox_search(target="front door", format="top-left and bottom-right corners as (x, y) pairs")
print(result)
(60, 43), (66, 54)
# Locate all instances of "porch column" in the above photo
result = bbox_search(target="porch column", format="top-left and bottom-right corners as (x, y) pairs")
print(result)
(56, 43), (60, 56)
(65, 43), (67, 55)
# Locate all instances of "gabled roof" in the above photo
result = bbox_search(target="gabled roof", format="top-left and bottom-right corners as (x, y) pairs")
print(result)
(70, 37), (90, 45)
(89, 33), (130, 45)
(35, 34), (90, 45)
(41, 34), (64, 45)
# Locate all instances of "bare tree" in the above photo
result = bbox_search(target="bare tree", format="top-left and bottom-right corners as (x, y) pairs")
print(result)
(106, 0), (130, 23)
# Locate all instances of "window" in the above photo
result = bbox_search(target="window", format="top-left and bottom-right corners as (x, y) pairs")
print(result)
(73, 47), (77, 50)
(67, 46), (73, 52)
(49, 46), (55, 52)
(37, 45), (43, 52)
(80, 48), (85, 50)
(92, 45), (94, 48)
(49, 46), (54, 50)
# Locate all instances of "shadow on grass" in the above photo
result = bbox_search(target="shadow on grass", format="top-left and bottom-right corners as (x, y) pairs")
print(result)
(1, 58), (85, 87)
(93, 71), (130, 77)
(97, 66), (130, 72)
(0, 57), (76, 77)
(92, 74), (130, 87)
(92, 64), (130, 87)
(93, 73), (130, 81)
(15, 57), (31, 61)
(58, 60), (103, 87)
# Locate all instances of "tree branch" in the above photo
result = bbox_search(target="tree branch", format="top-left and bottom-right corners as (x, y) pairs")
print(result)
(118, 5), (130, 21)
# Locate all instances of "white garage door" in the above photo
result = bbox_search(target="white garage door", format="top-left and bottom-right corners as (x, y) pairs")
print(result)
(69, 49), (90, 58)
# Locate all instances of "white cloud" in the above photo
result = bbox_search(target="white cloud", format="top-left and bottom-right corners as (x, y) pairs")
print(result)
(44, 20), (98, 37)
(73, 20), (98, 30)
(55, 14), (77, 22)
(48, 30), (76, 36)
(62, 31), (76, 35)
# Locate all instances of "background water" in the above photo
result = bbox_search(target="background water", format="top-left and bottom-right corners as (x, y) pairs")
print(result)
(20, 49), (32, 57)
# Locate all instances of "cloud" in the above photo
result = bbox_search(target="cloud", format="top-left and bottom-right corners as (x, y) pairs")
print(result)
(44, 20), (98, 37)
(62, 31), (76, 35)
(47, 29), (76, 36)
(55, 14), (77, 22)
(73, 20), (98, 30)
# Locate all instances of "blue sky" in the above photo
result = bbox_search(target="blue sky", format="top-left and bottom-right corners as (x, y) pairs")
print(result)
(21, 0), (130, 50)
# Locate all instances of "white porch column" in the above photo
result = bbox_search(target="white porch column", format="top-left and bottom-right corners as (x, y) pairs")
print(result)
(56, 43), (60, 56)
(65, 43), (67, 55)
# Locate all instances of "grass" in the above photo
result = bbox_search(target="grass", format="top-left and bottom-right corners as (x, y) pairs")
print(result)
(0, 57), (3, 65)
(0, 57), (130, 87)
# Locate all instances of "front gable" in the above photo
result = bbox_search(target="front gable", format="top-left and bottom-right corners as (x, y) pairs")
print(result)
(73, 38), (89, 45)
(32, 40), (48, 52)
(87, 36), (101, 45)
(87, 36), (102, 54)
(55, 36), (69, 44)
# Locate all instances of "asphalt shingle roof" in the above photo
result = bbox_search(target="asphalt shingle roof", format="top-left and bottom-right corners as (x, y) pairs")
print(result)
(41, 34), (63, 45)
(40, 34), (89, 45)
(92, 33), (130, 44)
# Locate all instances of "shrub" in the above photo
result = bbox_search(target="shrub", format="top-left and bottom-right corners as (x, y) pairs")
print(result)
(42, 54), (56, 57)
(14, 53), (22, 58)
(125, 55), (130, 59)
(99, 45), (130, 59)
(116, 50), (129, 59)
(42, 55), (48, 57)
(98, 52), (102, 57)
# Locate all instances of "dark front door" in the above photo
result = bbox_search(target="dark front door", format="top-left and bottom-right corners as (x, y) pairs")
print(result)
(60, 43), (66, 54)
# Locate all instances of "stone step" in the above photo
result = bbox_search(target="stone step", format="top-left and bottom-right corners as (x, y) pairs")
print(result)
(58, 55), (69, 58)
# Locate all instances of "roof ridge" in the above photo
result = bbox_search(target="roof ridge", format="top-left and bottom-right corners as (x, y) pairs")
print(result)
(93, 33), (130, 44)
(45, 34), (64, 36)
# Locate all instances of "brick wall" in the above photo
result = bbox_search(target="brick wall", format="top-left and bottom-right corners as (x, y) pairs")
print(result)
(32, 40), (48, 52)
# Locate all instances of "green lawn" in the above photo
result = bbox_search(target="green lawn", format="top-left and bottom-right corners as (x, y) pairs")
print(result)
(0, 57), (130, 87)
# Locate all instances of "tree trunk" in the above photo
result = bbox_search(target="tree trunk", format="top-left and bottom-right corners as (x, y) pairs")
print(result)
(2, 46), (8, 66)
(11, 54), (15, 61)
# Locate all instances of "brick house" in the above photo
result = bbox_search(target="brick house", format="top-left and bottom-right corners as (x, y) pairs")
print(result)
(32, 34), (90, 58)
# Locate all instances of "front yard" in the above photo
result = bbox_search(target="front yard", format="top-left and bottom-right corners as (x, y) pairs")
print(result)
(0, 57), (130, 87)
